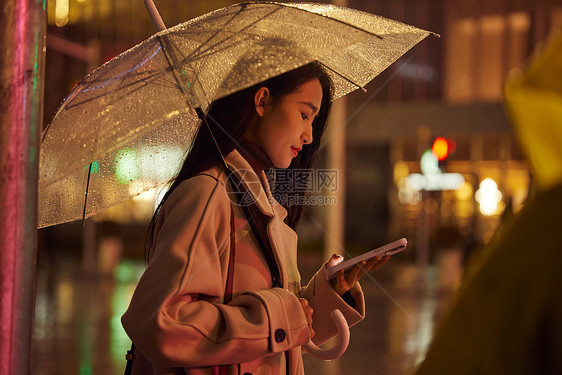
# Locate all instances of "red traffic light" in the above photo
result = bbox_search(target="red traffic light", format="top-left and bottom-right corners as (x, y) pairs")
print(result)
(432, 137), (456, 161)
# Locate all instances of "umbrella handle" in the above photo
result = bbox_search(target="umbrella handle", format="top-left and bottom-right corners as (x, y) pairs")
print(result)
(144, 0), (167, 32)
(303, 309), (350, 360)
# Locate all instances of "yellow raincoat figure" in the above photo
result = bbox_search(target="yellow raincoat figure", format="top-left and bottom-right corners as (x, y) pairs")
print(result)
(414, 31), (562, 375)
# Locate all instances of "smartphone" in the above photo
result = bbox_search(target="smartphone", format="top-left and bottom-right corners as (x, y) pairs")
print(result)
(326, 238), (408, 279)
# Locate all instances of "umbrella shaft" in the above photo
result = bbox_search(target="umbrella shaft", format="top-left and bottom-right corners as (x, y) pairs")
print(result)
(195, 107), (229, 173)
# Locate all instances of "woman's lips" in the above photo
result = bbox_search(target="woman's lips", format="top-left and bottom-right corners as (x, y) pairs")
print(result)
(291, 147), (301, 157)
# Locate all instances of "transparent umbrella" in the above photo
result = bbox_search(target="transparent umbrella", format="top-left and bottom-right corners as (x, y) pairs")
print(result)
(38, 1), (434, 228)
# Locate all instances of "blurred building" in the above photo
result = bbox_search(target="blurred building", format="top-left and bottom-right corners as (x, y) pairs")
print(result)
(42, 0), (562, 261)
(340, 0), (562, 259)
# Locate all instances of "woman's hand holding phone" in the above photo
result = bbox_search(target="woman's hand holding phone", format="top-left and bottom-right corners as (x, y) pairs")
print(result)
(329, 254), (390, 296)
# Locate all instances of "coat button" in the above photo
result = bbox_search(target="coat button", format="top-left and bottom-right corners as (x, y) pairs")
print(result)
(274, 329), (286, 343)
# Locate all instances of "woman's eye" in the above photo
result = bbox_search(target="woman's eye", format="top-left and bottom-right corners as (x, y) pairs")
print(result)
(301, 113), (309, 120)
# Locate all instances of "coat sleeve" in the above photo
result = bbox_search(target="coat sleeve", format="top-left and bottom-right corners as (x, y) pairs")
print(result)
(121, 176), (310, 368)
(300, 261), (365, 345)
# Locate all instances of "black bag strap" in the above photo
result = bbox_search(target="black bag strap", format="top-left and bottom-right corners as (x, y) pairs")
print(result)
(124, 343), (135, 375)
(224, 205), (236, 303)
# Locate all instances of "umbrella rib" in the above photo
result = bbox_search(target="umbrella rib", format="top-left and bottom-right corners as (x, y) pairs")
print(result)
(174, 3), (365, 65)
(164, 6), (286, 100)
(90, 42), (177, 106)
(157, 12), (265, 107)
(79, 44), (161, 87)
(249, 1), (383, 39)
(181, 6), (250, 61)
(156, 34), (202, 110)
(78, 66), (167, 87)
(64, 63), (185, 110)
(319, 61), (367, 93)
(61, 44), (174, 111)
(181, 6), (283, 62)
(82, 162), (93, 224)
(80, 43), (168, 86)
(66, 71), (172, 110)
(162, 4), (278, 62)
(176, 32), (256, 66)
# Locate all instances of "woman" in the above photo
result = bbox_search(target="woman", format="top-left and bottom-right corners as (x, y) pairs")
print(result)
(122, 62), (388, 374)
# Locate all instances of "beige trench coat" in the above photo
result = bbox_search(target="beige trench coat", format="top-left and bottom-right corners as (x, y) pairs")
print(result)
(121, 150), (366, 375)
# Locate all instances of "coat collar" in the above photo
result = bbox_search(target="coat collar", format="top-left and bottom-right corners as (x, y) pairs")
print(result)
(218, 149), (288, 221)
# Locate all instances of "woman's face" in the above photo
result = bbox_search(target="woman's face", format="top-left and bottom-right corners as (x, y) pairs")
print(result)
(245, 79), (323, 169)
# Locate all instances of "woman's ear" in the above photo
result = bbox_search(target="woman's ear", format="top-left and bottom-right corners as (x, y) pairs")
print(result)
(254, 87), (270, 117)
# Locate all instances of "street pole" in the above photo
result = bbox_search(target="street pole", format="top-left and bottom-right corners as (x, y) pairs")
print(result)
(0, 0), (46, 374)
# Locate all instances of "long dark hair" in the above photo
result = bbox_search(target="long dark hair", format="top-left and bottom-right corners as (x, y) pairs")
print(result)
(146, 62), (333, 259)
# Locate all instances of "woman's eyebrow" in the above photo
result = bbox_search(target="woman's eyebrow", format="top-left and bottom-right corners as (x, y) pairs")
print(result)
(299, 101), (319, 115)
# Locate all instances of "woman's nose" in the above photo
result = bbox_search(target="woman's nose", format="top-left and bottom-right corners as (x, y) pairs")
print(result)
(301, 123), (313, 145)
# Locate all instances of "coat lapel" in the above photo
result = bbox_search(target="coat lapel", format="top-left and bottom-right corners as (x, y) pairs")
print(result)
(224, 150), (275, 218)
(221, 150), (299, 290)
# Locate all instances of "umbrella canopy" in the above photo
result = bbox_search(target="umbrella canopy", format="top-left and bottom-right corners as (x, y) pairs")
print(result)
(504, 30), (562, 193)
(39, 1), (434, 228)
